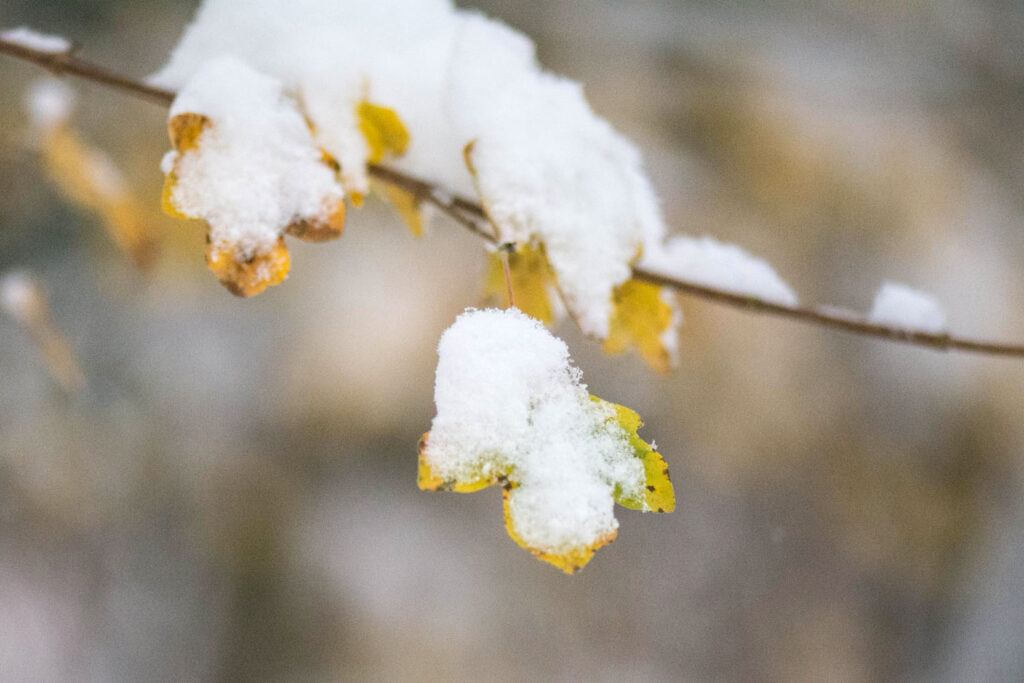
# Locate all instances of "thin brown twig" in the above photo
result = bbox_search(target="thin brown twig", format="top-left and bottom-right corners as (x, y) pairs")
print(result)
(3, 35), (1023, 359)
(0, 40), (175, 105)
(499, 248), (516, 309)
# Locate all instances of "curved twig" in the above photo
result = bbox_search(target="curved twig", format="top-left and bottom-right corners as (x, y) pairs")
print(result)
(2, 35), (1023, 358)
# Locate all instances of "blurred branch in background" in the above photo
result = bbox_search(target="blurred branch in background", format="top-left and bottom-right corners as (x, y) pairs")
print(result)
(1, 269), (83, 392)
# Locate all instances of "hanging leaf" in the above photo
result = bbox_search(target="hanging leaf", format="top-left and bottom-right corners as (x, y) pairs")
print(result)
(418, 309), (673, 574)
(482, 243), (558, 323)
(384, 185), (424, 237)
(604, 279), (677, 373)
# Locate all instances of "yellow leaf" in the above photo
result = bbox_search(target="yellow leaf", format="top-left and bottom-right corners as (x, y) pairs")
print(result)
(502, 485), (618, 574)
(604, 279), (676, 373)
(286, 198), (346, 242)
(592, 396), (675, 513)
(419, 396), (672, 573)
(160, 171), (191, 220)
(384, 185), (424, 237)
(168, 112), (210, 152)
(206, 237), (290, 298)
(162, 112), (210, 221)
(483, 244), (557, 322)
(416, 432), (504, 493)
(357, 101), (410, 163)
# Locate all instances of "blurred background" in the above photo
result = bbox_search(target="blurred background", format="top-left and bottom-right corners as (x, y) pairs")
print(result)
(1, 1), (1024, 680)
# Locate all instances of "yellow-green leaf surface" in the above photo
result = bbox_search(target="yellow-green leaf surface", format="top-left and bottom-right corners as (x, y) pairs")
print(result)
(592, 396), (675, 514)
(604, 279), (676, 373)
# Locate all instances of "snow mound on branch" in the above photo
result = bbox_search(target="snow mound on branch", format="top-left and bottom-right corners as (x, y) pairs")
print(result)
(868, 282), (948, 334)
(1, 27), (71, 55)
(153, 0), (665, 337)
(165, 57), (344, 259)
(640, 235), (799, 306)
(450, 16), (663, 337)
(424, 308), (644, 555)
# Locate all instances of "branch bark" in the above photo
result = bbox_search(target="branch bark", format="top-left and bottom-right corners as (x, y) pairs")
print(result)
(3, 36), (1023, 359)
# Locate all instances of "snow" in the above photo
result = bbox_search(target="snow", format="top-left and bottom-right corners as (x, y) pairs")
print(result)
(24, 79), (74, 131)
(451, 16), (663, 337)
(153, 0), (668, 336)
(423, 308), (646, 555)
(0, 271), (38, 321)
(1, 27), (71, 55)
(639, 235), (799, 306)
(164, 57), (345, 260)
(867, 282), (948, 334)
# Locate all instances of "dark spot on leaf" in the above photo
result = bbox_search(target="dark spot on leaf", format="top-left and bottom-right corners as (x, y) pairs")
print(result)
(647, 485), (656, 492)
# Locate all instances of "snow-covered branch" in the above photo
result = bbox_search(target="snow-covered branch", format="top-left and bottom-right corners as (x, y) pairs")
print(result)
(2, 33), (1023, 359)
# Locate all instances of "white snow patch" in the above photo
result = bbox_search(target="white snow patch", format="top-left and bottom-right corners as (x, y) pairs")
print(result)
(153, 0), (668, 337)
(640, 235), (799, 306)
(0, 271), (38, 320)
(424, 308), (645, 555)
(1, 27), (71, 55)
(867, 282), (948, 334)
(166, 57), (344, 259)
(24, 79), (74, 131)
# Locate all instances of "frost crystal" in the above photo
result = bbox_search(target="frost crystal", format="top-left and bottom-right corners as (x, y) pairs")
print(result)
(154, 0), (665, 336)
(424, 309), (645, 556)
(640, 235), (799, 306)
(868, 282), (948, 334)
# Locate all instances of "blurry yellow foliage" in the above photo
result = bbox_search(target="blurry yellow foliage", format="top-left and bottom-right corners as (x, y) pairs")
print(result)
(383, 185), (424, 237)
(40, 123), (157, 269)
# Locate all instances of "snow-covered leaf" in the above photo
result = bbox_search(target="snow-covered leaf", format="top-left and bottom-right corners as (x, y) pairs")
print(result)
(419, 308), (672, 573)
(160, 57), (346, 296)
